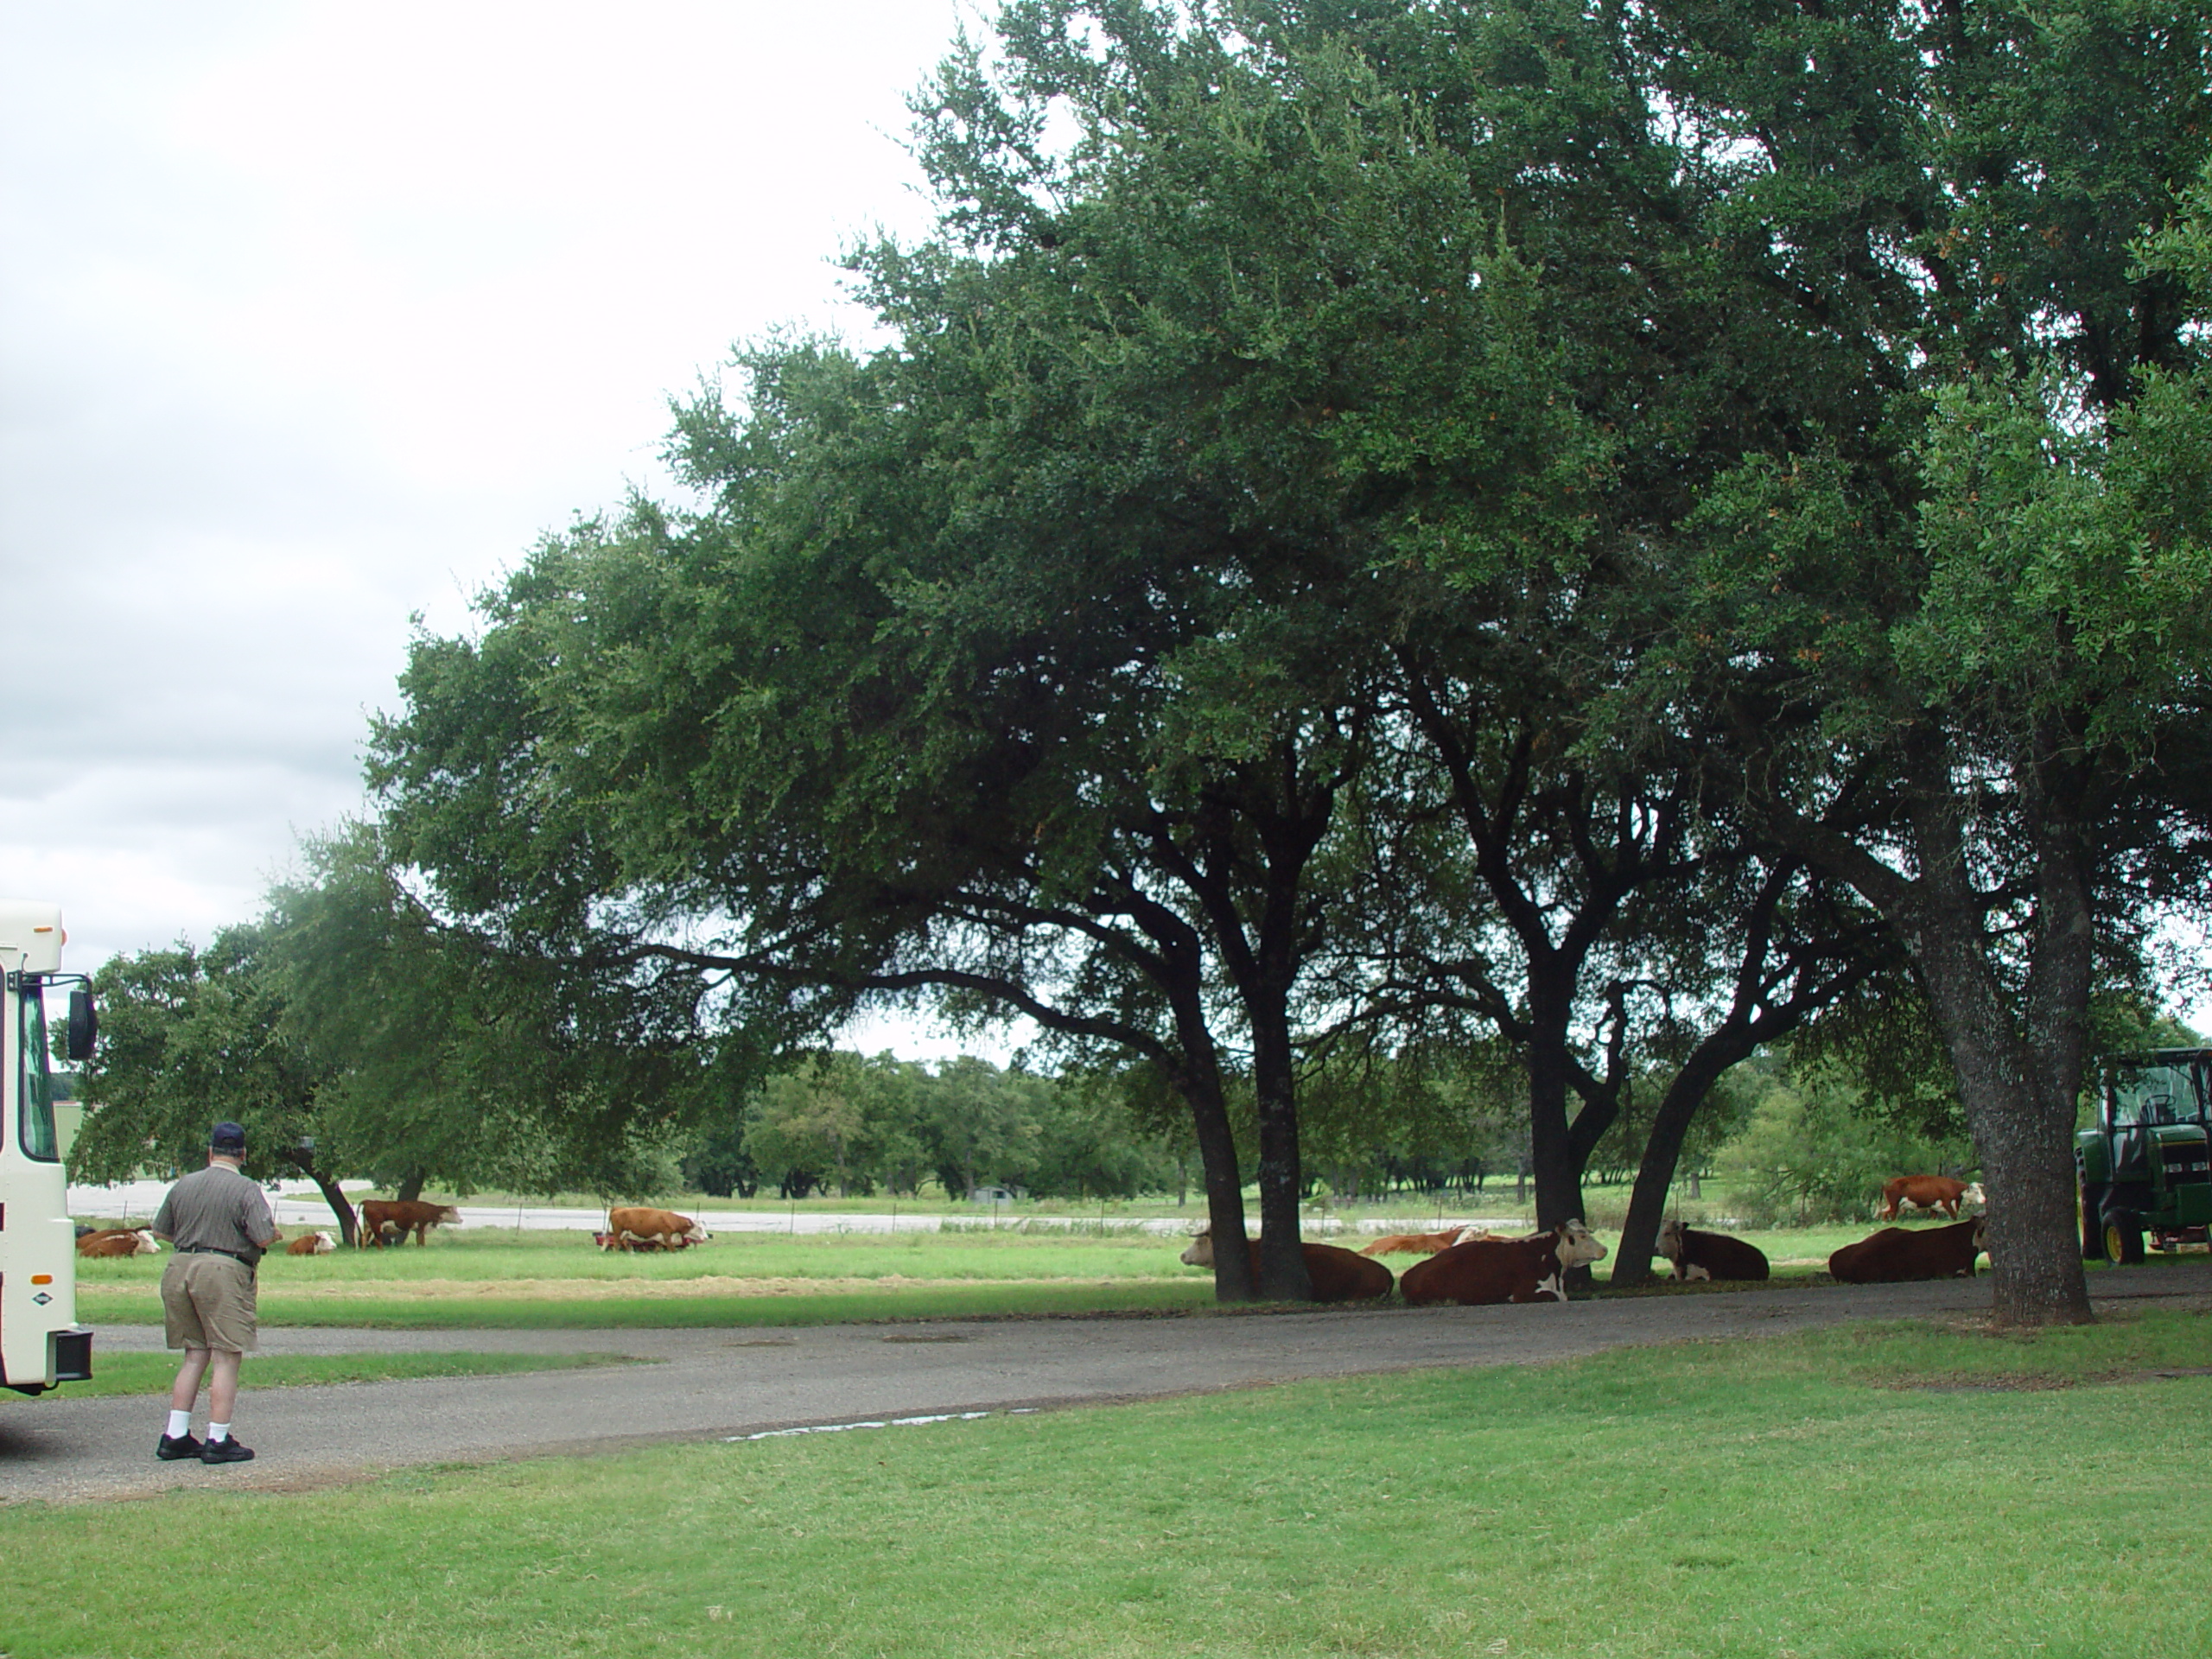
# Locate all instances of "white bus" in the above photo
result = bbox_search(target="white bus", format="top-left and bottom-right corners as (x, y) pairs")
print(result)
(0, 900), (96, 1395)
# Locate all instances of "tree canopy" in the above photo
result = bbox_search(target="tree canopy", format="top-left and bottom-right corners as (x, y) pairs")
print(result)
(359, 0), (2212, 1318)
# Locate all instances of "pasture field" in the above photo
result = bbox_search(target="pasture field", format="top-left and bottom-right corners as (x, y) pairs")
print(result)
(64, 1217), (2077, 1329)
(4, 1311), (2209, 1658)
(0, 1349), (644, 1401)
(69, 1227), (1219, 1329)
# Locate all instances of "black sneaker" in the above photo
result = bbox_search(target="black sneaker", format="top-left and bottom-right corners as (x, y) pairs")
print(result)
(156, 1432), (203, 1461)
(200, 1437), (254, 1465)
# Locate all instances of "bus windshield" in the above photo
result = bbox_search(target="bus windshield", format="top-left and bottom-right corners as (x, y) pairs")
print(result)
(18, 978), (57, 1160)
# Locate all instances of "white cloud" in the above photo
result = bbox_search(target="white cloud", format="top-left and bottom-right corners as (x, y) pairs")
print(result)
(0, 0), (957, 988)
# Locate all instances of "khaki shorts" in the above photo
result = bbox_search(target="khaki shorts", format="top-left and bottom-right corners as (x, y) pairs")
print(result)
(160, 1252), (258, 1353)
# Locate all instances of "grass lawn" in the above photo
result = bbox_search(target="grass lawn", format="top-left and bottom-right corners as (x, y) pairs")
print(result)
(71, 1228), (1219, 1329)
(0, 1349), (646, 1401)
(3, 1310), (2209, 1657)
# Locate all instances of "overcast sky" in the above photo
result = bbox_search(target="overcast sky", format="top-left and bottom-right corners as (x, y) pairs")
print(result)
(1, 0), (961, 994)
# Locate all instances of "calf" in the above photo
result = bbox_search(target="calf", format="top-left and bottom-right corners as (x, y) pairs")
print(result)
(285, 1230), (338, 1255)
(1399, 1221), (1608, 1306)
(1878, 1174), (1977, 1222)
(1828, 1217), (1988, 1284)
(1358, 1225), (1488, 1258)
(1179, 1224), (1394, 1301)
(1656, 1220), (1769, 1282)
(75, 1227), (160, 1258)
(358, 1198), (463, 1247)
(606, 1206), (710, 1251)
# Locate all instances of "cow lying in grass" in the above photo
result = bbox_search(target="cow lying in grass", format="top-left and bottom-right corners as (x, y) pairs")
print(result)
(594, 1229), (702, 1252)
(1179, 1223), (1394, 1301)
(1399, 1220), (1607, 1306)
(76, 1227), (160, 1258)
(603, 1207), (711, 1251)
(1828, 1217), (1988, 1283)
(285, 1230), (338, 1255)
(1656, 1220), (1769, 1282)
(1358, 1226), (1487, 1258)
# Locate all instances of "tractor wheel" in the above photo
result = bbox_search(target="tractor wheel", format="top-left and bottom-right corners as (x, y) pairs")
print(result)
(2102, 1210), (2147, 1266)
(2080, 1184), (2109, 1261)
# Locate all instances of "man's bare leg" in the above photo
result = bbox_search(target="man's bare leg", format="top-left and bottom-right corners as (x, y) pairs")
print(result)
(207, 1350), (241, 1427)
(169, 1347), (210, 1413)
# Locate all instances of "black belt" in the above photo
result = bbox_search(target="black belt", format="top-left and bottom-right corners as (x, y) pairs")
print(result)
(178, 1245), (252, 1263)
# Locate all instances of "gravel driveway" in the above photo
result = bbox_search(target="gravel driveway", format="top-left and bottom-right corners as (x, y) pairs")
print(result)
(7, 1262), (2206, 1506)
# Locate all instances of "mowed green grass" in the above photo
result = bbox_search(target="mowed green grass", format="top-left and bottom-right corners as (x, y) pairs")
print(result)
(71, 1227), (1218, 1328)
(5, 1312), (2209, 1658)
(0, 1349), (646, 1401)
(67, 1219), (2021, 1330)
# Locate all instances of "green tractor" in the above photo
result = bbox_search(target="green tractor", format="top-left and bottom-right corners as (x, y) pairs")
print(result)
(2077, 1049), (2212, 1264)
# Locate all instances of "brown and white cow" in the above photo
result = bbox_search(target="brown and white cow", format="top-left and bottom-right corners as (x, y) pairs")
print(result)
(1656, 1220), (1770, 1283)
(285, 1230), (339, 1255)
(1398, 1220), (1607, 1306)
(358, 1198), (463, 1247)
(1878, 1175), (1981, 1222)
(1828, 1217), (1988, 1283)
(606, 1206), (710, 1251)
(1358, 1225), (1489, 1258)
(1179, 1223), (1394, 1302)
(75, 1227), (160, 1258)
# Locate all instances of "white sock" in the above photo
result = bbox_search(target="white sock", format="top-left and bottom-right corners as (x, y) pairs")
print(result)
(208, 1422), (232, 1443)
(168, 1409), (193, 1439)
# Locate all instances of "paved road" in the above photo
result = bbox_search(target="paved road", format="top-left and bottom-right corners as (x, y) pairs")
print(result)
(7, 1263), (2206, 1506)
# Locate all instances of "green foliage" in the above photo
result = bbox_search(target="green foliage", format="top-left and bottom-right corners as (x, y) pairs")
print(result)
(1714, 1061), (1975, 1226)
(71, 925), (324, 1186)
(735, 1051), (1182, 1201)
(330, 0), (2212, 1311)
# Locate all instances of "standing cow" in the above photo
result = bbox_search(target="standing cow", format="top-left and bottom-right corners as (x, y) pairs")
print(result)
(606, 1206), (711, 1251)
(1179, 1224), (1394, 1301)
(358, 1198), (463, 1247)
(1656, 1220), (1769, 1282)
(1878, 1175), (1982, 1221)
(1399, 1221), (1607, 1306)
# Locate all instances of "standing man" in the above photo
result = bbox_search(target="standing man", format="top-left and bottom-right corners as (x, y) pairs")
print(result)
(149, 1120), (279, 1465)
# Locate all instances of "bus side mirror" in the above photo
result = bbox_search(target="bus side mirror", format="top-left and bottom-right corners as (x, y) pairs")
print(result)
(67, 987), (97, 1061)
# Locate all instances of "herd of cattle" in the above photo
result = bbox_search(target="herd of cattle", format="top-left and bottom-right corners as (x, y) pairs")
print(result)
(1170, 1190), (1993, 1306)
(73, 1179), (1994, 1303)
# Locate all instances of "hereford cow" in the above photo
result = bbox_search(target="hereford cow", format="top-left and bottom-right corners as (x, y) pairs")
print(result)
(285, 1230), (338, 1255)
(76, 1227), (160, 1258)
(606, 1206), (710, 1251)
(1399, 1221), (1608, 1306)
(358, 1198), (463, 1247)
(1358, 1225), (1489, 1258)
(1656, 1220), (1770, 1282)
(1179, 1224), (1394, 1301)
(1878, 1174), (1981, 1221)
(1828, 1217), (1988, 1284)
(600, 1230), (699, 1252)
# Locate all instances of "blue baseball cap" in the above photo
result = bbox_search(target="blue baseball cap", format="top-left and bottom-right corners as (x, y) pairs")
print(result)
(209, 1121), (247, 1154)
